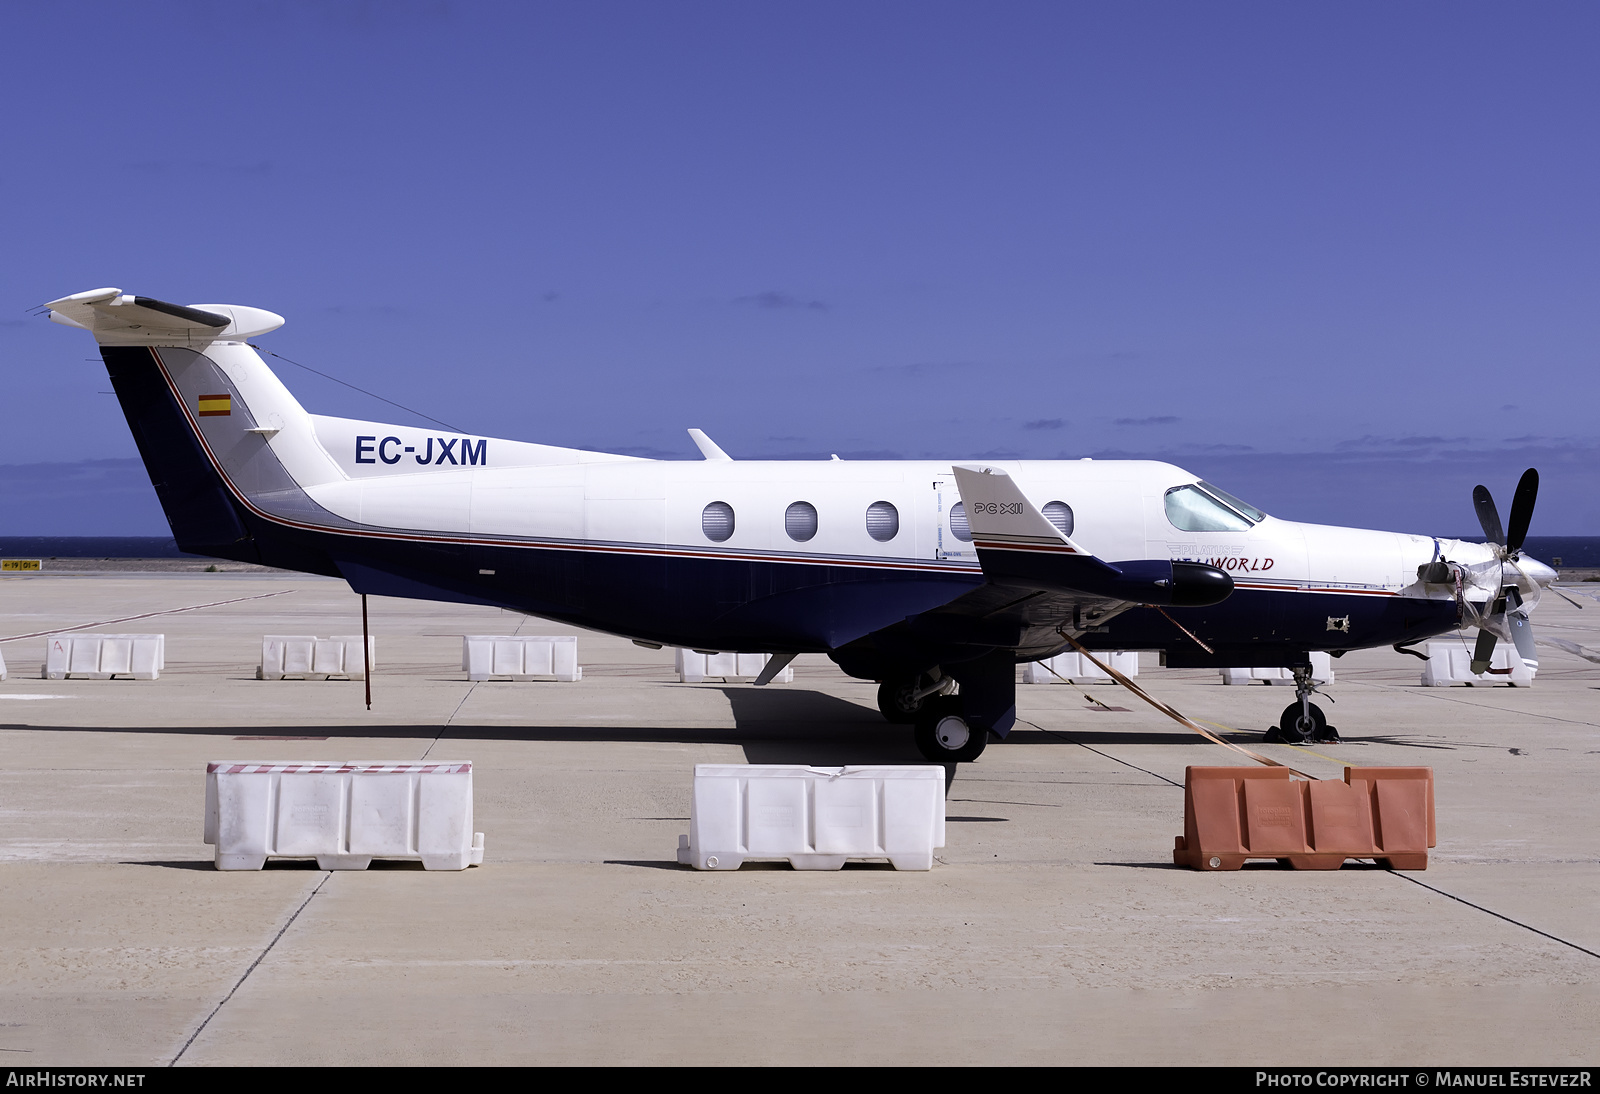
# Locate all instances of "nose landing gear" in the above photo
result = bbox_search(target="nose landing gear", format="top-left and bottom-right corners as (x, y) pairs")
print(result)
(1266, 665), (1339, 744)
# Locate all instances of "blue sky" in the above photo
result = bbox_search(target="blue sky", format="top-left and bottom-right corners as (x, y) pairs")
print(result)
(3, 2), (1597, 536)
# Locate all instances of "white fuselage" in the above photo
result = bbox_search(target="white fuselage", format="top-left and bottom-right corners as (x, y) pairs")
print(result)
(297, 408), (1494, 604)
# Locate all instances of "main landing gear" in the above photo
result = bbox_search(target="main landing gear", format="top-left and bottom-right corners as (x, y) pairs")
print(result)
(912, 696), (989, 763)
(876, 671), (985, 754)
(876, 672), (954, 724)
(1266, 665), (1339, 745)
(877, 668), (998, 762)
(883, 674), (979, 761)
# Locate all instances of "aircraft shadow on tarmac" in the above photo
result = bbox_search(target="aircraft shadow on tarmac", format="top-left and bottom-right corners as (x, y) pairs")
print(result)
(1013, 726), (1257, 746)
(12, 685), (1290, 780)
(13, 687), (1251, 754)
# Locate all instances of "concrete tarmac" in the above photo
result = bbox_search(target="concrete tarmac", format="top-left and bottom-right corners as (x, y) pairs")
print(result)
(1, 572), (1597, 1066)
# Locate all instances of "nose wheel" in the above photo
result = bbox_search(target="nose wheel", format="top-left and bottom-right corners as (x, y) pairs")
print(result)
(912, 697), (989, 762)
(1264, 664), (1339, 744)
(1272, 700), (1329, 744)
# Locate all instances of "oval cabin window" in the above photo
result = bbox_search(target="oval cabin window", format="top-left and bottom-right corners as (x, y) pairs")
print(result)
(948, 501), (972, 542)
(785, 501), (818, 542)
(701, 501), (735, 542)
(1042, 501), (1074, 538)
(866, 500), (899, 542)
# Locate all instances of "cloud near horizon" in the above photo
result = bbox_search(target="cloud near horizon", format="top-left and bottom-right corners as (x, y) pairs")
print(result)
(733, 291), (827, 311)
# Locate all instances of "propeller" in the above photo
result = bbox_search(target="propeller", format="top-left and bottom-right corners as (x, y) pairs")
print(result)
(1468, 469), (1541, 675)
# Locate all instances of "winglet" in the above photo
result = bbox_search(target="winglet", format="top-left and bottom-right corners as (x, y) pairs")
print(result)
(951, 464), (1232, 606)
(951, 465), (1087, 554)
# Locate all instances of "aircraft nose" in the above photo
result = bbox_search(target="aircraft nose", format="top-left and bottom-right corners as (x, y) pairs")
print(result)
(1520, 556), (1558, 585)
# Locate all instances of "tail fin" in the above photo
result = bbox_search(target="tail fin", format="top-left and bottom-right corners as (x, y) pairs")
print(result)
(46, 289), (346, 564)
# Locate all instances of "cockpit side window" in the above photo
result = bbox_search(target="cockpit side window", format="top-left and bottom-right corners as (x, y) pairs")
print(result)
(1164, 484), (1254, 532)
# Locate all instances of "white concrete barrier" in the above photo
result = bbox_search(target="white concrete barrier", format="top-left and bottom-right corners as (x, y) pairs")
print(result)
(258, 635), (374, 680)
(1220, 651), (1334, 686)
(1022, 651), (1139, 684)
(204, 761), (485, 870)
(43, 634), (164, 680)
(0, 647), (6, 681)
(462, 635), (582, 681)
(674, 649), (793, 683)
(1420, 640), (1535, 687)
(677, 764), (945, 871)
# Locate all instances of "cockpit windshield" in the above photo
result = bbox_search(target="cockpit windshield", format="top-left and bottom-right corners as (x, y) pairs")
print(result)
(1197, 481), (1266, 523)
(1163, 481), (1268, 533)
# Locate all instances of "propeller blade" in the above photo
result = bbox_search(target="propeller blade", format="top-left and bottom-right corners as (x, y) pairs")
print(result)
(1505, 468), (1539, 554)
(1506, 587), (1539, 669)
(1473, 485), (1505, 546)
(1509, 612), (1538, 669)
(1470, 627), (1498, 676)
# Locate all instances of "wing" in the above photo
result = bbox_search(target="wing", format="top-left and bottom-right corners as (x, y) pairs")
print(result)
(834, 465), (1233, 672)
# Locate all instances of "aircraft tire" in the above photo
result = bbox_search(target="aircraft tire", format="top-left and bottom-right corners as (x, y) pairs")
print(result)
(877, 678), (925, 724)
(913, 697), (989, 763)
(1276, 701), (1327, 745)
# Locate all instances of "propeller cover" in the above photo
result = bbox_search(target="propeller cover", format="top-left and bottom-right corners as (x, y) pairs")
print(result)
(1458, 470), (1545, 673)
(1506, 587), (1539, 669)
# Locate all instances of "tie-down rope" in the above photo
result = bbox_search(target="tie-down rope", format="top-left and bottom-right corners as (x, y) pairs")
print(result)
(1058, 634), (1318, 780)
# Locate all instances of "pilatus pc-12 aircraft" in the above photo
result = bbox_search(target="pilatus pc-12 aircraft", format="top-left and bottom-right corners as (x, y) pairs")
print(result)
(46, 288), (1559, 762)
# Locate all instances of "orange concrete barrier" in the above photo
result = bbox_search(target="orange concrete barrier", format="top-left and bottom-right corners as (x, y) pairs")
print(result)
(1173, 766), (1434, 871)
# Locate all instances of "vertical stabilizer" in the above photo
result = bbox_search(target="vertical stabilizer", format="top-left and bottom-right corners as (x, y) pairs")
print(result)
(47, 290), (346, 562)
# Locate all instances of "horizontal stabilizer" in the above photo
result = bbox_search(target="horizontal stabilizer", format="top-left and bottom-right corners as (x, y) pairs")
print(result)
(45, 288), (284, 345)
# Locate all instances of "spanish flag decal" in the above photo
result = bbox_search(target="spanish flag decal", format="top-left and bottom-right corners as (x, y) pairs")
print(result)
(197, 393), (231, 417)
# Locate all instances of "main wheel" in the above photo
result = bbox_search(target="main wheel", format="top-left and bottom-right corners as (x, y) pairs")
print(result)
(877, 678), (926, 724)
(1276, 701), (1327, 745)
(913, 697), (989, 762)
